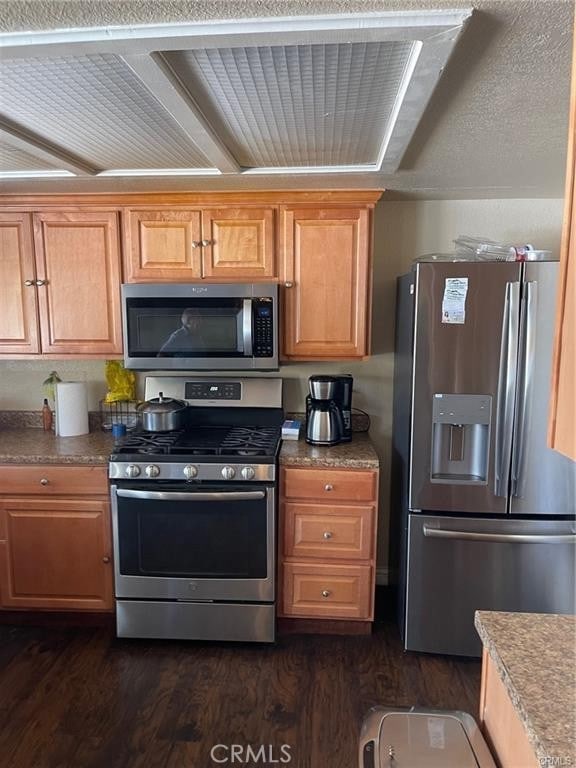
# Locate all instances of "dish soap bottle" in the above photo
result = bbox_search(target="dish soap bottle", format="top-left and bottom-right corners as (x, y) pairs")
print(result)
(42, 398), (53, 431)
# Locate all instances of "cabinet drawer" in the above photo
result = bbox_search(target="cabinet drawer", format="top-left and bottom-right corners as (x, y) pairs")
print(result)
(282, 467), (376, 502)
(0, 465), (109, 496)
(283, 563), (372, 619)
(284, 502), (374, 560)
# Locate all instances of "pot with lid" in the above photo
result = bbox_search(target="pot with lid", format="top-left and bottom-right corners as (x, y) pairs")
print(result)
(136, 392), (187, 432)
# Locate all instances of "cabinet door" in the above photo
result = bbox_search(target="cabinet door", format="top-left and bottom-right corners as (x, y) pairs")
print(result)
(124, 209), (202, 281)
(283, 562), (373, 619)
(33, 211), (123, 354)
(549, 25), (576, 460)
(282, 207), (371, 358)
(0, 212), (40, 354)
(201, 208), (276, 279)
(0, 498), (113, 610)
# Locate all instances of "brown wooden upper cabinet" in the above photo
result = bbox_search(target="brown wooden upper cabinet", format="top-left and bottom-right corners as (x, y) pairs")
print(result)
(123, 206), (276, 282)
(549, 24), (576, 461)
(0, 210), (122, 357)
(281, 206), (372, 359)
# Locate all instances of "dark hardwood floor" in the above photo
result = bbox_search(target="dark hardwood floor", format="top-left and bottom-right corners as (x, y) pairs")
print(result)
(0, 617), (480, 768)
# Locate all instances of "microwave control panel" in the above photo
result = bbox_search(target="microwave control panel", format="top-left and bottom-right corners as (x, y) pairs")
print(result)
(254, 301), (274, 357)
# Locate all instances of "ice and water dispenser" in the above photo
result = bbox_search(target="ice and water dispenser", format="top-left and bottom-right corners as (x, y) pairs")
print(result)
(431, 394), (492, 484)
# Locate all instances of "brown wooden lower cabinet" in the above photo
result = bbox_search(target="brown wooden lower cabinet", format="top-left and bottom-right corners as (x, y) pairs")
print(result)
(279, 465), (379, 627)
(479, 649), (539, 768)
(0, 465), (113, 611)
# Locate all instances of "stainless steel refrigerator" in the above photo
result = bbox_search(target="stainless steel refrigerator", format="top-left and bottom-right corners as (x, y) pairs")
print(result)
(391, 260), (576, 656)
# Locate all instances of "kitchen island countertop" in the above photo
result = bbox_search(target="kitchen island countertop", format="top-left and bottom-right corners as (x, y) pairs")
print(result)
(475, 610), (576, 765)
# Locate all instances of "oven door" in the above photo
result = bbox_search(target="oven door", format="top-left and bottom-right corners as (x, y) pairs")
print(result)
(111, 483), (275, 602)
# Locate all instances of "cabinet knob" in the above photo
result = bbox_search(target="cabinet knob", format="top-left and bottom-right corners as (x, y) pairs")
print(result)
(35, 279), (47, 286)
(284, 281), (293, 288)
(191, 241), (200, 248)
(102, 556), (111, 564)
(323, 531), (333, 540)
(201, 239), (211, 247)
(40, 478), (49, 486)
(24, 279), (34, 286)
(321, 589), (331, 598)
(324, 484), (333, 492)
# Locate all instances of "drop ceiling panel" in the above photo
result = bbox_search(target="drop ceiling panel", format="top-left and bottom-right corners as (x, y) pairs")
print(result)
(0, 144), (58, 172)
(166, 41), (415, 168)
(0, 53), (212, 170)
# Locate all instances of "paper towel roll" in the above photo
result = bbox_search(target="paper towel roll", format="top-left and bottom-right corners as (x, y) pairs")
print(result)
(55, 382), (89, 437)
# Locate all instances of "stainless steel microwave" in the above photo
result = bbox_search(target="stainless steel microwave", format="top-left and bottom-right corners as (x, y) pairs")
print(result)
(121, 283), (278, 370)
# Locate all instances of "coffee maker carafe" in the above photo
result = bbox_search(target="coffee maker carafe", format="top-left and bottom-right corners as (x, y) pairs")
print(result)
(305, 375), (353, 445)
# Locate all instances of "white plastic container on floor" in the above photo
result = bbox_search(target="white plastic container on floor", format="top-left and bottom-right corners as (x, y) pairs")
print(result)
(359, 706), (496, 767)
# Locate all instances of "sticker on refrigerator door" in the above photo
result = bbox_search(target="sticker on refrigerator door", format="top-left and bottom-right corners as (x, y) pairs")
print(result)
(442, 277), (468, 324)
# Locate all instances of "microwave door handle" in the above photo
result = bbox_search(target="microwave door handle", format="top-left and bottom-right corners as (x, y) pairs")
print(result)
(242, 299), (253, 355)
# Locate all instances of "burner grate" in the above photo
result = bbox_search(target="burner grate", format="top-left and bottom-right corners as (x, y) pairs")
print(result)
(113, 425), (281, 458)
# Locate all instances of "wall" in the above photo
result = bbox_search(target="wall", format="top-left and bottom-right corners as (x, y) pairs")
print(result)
(0, 198), (564, 581)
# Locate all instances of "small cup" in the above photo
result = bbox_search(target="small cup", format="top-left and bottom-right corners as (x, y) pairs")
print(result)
(111, 422), (127, 439)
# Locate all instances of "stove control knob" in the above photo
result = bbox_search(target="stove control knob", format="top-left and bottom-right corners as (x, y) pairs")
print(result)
(145, 464), (160, 479)
(183, 464), (198, 480)
(125, 464), (141, 478)
(241, 466), (255, 481)
(221, 465), (236, 480)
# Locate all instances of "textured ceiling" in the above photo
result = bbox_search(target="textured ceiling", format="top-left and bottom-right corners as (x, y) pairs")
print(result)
(0, 0), (573, 199)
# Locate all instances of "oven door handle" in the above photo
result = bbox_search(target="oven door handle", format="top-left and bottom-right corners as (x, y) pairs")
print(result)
(116, 489), (266, 502)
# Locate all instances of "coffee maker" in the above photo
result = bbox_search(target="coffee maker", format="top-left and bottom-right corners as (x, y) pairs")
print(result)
(305, 374), (353, 445)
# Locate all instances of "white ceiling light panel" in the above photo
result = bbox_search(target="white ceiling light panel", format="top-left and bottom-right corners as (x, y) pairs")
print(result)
(166, 41), (416, 169)
(0, 144), (60, 172)
(0, 53), (212, 171)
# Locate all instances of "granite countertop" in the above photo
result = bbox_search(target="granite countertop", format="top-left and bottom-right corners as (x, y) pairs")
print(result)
(0, 428), (114, 465)
(0, 427), (378, 469)
(279, 433), (379, 469)
(475, 611), (576, 764)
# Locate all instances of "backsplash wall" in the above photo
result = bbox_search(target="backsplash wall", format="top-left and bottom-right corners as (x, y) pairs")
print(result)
(0, 197), (564, 581)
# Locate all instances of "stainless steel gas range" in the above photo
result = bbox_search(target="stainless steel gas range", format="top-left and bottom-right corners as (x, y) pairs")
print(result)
(109, 376), (283, 643)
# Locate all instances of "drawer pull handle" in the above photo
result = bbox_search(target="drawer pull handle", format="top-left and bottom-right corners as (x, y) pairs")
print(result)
(323, 531), (333, 540)
(324, 484), (333, 491)
(102, 556), (111, 564)
(40, 478), (49, 486)
(321, 590), (331, 598)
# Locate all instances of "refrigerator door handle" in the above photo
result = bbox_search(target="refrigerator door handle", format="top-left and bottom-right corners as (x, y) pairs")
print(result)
(494, 281), (520, 498)
(511, 281), (537, 497)
(423, 525), (576, 544)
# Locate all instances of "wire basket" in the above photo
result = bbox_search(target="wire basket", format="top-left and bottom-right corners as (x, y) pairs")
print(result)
(99, 399), (139, 432)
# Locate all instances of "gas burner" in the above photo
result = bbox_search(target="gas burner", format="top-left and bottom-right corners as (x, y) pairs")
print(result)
(220, 427), (280, 455)
(116, 431), (184, 454)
